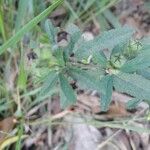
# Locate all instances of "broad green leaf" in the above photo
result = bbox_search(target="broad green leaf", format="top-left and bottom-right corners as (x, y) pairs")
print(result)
(66, 24), (81, 45)
(121, 50), (150, 73)
(85, 68), (105, 81)
(39, 70), (58, 97)
(137, 68), (150, 80)
(113, 72), (150, 100)
(93, 51), (107, 67)
(69, 67), (105, 94)
(65, 24), (82, 55)
(66, 24), (81, 39)
(139, 37), (150, 53)
(53, 49), (65, 66)
(45, 19), (57, 45)
(111, 42), (126, 56)
(0, 0), (63, 55)
(59, 73), (76, 108)
(74, 26), (134, 59)
(100, 75), (113, 111)
(126, 98), (142, 109)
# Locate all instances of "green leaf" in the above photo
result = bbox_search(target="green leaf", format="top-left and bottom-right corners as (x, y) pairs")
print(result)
(0, 0), (63, 55)
(93, 51), (107, 67)
(113, 72), (150, 100)
(100, 75), (113, 111)
(17, 49), (27, 90)
(103, 9), (121, 28)
(111, 42), (126, 56)
(15, 0), (29, 31)
(39, 70), (58, 97)
(53, 49), (65, 66)
(126, 98), (142, 109)
(66, 24), (81, 46)
(45, 19), (57, 45)
(66, 24), (81, 39)
(121, 49), (150, 73)
(65, 24), (82, 56)
(74, 26), (134, 59)
(59, 73), (76, 108)
(0, 1), (6, 41)
(137, 68), (150, 80)
(140, 37), (150, 46)
(69, 67), (105, 94)
(17, 61), (27, 90)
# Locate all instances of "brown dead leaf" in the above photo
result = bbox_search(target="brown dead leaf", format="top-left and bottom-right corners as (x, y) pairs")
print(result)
(0, 117), (17, 141)
(75, 94), (130, 119)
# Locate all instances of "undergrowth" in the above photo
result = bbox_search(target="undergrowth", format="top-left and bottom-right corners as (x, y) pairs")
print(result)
(0, 0), (150, 149)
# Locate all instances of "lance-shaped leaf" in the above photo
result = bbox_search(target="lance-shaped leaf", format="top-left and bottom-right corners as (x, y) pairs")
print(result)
(74, 26), (134, 59)
(69, 67), (105, 94)
(39, 70), (58, 97)
(120, 50), (150, 73)
(100, 75), (113, 112)
(113, 72), (150, 100)
(65, 24), (82, 56)
(93, 51), (107, 68)
(59, 73), (76, 108)
(137, 68), (150, 80)
(111, 42), (126, 56)
(126, 98), (142, 109)
(66, 24), (81, 47)
(140, 37), (150, 46)
(45, 19), (57, 45)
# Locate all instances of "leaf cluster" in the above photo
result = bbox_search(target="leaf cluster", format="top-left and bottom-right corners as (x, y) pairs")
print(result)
(32, 19), (150, 111)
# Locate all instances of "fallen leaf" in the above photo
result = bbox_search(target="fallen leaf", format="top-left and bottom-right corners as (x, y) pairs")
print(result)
(0, 117), (17, 141)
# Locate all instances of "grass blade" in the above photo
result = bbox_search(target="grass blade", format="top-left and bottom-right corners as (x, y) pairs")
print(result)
(0, 0), (63, 55)
(0, 1), (6, 41)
